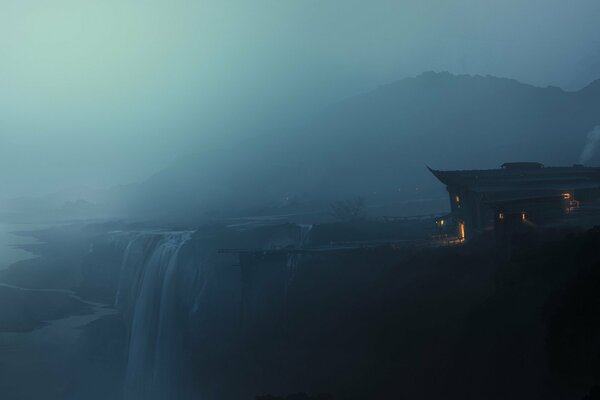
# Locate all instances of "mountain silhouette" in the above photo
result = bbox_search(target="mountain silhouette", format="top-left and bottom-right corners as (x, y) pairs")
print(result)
(31, 72), (600, 223)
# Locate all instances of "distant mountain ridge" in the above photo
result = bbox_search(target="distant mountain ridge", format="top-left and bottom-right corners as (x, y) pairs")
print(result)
(6, 72), (600, 223)
(110, 71), (600, 222)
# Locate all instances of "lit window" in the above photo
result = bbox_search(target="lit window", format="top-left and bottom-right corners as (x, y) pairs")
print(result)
(521, 212), (526, 221)
(562, 193), (571, 200)
(459, 222), (466, 241)
(455, 195), (460, 203)
(498, 213), (504, 220)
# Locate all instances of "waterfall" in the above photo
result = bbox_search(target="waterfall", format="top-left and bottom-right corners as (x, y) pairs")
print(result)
(116, 231), (194, 400)
(115, 223), (313, 397)
(282, 224), (313, 329)
(298, 224), (313, 247)
(286, 224), (313, 287)
(114, 232), (159, 307)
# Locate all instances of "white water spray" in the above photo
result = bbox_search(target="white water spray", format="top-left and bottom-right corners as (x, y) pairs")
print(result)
(117, 231), (193, 400)
(579, 125), (600, 164)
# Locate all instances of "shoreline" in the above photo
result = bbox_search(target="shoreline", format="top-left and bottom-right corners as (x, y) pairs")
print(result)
(0, 222), (117, 332)
(0, 222), (125, 399)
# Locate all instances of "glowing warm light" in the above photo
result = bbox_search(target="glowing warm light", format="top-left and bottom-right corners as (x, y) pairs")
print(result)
(562, 193), (571, 200)
(455, 195), (460, 203)
(459, 222), (466, 241)
(521, 212), (526, 221)
(440, 219), (445, 226)
(566, 199), (580, 213)
(498, 213), (504, 220)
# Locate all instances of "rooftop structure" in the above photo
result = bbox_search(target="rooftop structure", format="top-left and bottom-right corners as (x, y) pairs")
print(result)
(429, 163), (600, 241)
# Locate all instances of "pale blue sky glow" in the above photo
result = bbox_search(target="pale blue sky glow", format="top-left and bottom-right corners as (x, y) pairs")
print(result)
(0, 0), (599, 197)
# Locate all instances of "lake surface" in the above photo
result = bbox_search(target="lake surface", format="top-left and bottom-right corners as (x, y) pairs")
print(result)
(0, 223), (118, 399)
(0, 223), (53, 270)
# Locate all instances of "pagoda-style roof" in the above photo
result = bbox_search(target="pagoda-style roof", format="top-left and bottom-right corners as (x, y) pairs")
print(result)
(428, 164), (600, 193)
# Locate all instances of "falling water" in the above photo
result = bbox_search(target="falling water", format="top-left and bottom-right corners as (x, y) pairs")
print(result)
(116, 231), (194, 400)
(285, 224), (313, 290)
(283, 224), (313, 328)
(115, 224), (312, 398)
(298, 224), (313, 247)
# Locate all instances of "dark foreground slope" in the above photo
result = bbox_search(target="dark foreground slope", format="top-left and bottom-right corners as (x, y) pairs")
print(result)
(112, 72), (600, 222)
(189, 225), (600, 400)
(7, 222), (600, 400)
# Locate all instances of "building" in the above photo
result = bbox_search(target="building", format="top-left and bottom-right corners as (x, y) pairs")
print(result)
(429, 162), (600, 241)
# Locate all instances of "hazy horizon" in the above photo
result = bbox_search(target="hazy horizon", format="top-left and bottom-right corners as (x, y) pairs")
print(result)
(3, 4), (600, 400)
(1, 0), (600, 199)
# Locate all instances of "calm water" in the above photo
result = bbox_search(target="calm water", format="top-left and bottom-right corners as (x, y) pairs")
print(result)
(0, 223), (50, 270)
(0, 223), (117, 399)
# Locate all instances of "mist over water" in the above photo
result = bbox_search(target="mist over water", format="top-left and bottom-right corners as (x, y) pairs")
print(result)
(1, 1), (600, 400)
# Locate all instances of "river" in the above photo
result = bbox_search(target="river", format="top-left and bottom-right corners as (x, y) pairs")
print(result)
(0, 223), (50, 270)
(0, 223), (118, 399)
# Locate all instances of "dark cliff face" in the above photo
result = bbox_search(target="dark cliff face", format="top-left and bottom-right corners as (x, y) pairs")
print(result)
(108, 72), (600, 223)
(179, 226), (600, 400)
(43, 221), (600, 400)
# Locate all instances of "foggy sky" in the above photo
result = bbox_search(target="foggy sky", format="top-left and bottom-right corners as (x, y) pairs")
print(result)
(1, 0), (599, 198)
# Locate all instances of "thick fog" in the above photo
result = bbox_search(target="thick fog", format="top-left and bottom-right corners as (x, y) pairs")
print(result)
(1, 0), (599, 207)
(2, 4), (600, 399)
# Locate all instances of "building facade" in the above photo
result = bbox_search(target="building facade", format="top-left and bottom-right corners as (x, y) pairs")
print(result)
(429, 162), (600, 241)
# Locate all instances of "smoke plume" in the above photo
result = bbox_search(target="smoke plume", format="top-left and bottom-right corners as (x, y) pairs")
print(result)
(579, 126), (600, 165)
